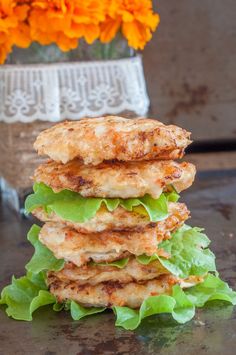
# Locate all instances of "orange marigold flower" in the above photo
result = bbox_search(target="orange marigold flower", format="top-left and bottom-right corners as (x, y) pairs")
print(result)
(11, 22), (31, 48)
(0, 0), (31, 63)
(0, 32), (12, 64)
(100, 0), (159, 49)
(100, 16), (121, 43)
(56, 32), (78, 52)
(0, 0), (159, 63)
(30, 0), (105, 49)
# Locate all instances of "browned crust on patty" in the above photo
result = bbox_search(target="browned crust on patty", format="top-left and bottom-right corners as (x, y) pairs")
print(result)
(34, 116), (191, 165)
(39, 223), (169, 268)
(38, 204), (188, 268)
(49, 258), (169, 285)
(47, 273), (203, 308)
(34, 159), (196, 199)
(47, 273), (178, 308)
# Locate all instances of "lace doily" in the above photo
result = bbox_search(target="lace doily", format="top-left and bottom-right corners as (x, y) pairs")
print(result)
(0, 56), (149, 123)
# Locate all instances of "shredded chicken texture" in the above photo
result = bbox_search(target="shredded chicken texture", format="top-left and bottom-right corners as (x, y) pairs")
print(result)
(48, 274), (178, 308)
(50, 258), (169, 285)
(39, 208), (187, 267)
(47, 273), (203, 308)
(34, 159), (196, 199)
(34, 116), (191, 165)
(39, 223), (170, 267)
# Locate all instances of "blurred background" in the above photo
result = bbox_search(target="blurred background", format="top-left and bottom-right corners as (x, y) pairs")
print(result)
(144, 0), (236, 169)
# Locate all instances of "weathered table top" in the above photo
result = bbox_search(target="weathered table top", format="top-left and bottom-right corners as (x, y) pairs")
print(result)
(1, 169), (236, 355)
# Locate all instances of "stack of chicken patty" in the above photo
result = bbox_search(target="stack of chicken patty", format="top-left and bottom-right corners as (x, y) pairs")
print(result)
(31, 116), (197, 309)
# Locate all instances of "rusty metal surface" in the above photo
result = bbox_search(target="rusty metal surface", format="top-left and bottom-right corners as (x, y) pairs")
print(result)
(1, 170), (236, 354)
(143, 0), (236, 141)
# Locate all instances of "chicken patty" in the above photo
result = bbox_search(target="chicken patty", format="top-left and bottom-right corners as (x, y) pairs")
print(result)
(50, 257), (169, 285)
(47, 273), (203, 308)
(39, 211), (187, 267)
(34, 160), (196, 199)
(34, 116), (191, 165)
(33, 202), (189, 233)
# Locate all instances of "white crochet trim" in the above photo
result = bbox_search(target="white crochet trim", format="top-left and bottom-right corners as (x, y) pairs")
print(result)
(0, 56), (149, 123)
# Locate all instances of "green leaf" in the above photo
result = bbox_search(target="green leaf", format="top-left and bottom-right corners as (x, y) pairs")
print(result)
(159, 225), (216, 278)
(1, 272), (236, 328)
(70, 301), (106, 320)
(113, 295), (176, 330)
(158, 225), (216, 278)
(136, 225), (216, 279)
(136, 254), (159, 265)
(53, 303), (64, 312)
(120, 194), (168, 221)
(171, 285), (195, 323)
(166, 190), (180, 203)
(26, 225), (65, 274)
(25, 182), (172, 223)
(113, 284), (195, 330)
(113, 274), (236, 330)
(0, 272), (55, 321)
(30, 290), (56, 316)
(186, 274), (236, 307)
(90, 258), (129, 269)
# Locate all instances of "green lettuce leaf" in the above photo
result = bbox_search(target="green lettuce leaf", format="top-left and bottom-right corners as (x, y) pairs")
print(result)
(136, 225), (216, 278)
(53, 303), (64, 312)
(113, 274), (236, 330)
(86, 224), (216, 276)
(113, 285), (195, 330)
(25, 182), (179, 223)
(158, 225), (216, 278)
(90, 258), (129, 269)
(166, 190), (180, 202)
(119, 193), (169, 221)
(136, 254), (159, 265)
(70, 301), (106, 320)
(25, 225), (65, 274)
(0, 272), (55, 321)
(1, 272), (236, 329)
(186, 273), (236, 306)
(171, 285), (195, 323)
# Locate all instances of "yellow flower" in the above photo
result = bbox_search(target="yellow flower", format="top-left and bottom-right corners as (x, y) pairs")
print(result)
(100, 0), (159, 49)
(0, 0), (31, 63)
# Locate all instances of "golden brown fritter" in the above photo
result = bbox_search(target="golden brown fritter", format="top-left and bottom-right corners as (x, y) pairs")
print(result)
(48, 274), (178, 308)
(47, 273), (203, 308)
(33, 202), (190, 233)
(39, 223), (169, 267)
(50, 258), (169, 285)
(34, 116), (191, 165)
(34, 159), (196, 199)
(39, 205), (188, 268)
